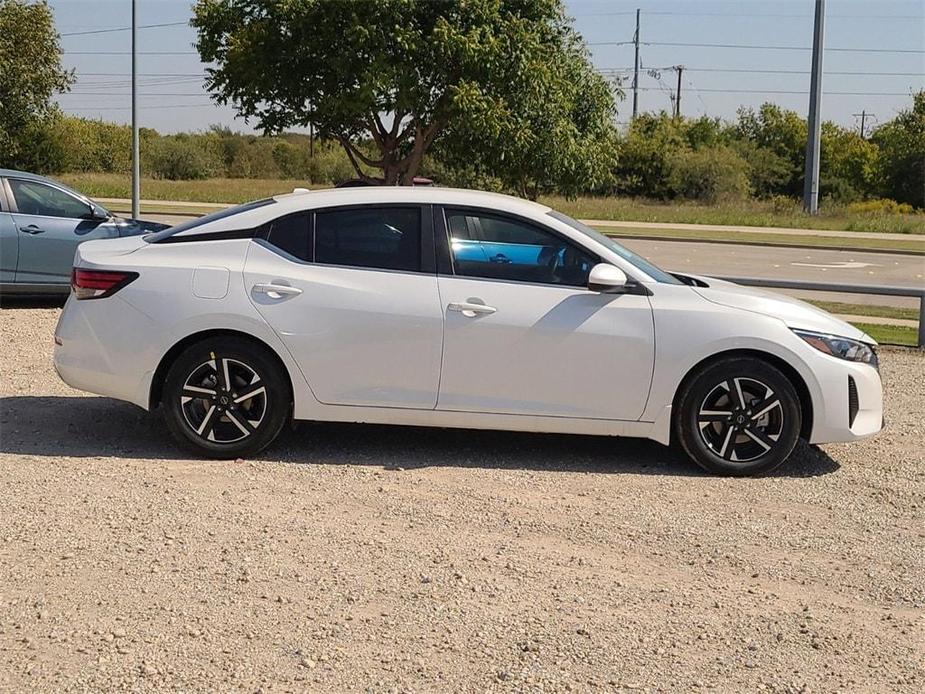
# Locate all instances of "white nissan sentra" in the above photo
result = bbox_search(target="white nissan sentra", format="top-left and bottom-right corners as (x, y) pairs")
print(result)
(53, 187), (883, 475)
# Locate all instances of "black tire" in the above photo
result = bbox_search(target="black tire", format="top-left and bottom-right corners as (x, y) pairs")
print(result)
(162, 337), (290, 459)
(674, 357), (801, 476)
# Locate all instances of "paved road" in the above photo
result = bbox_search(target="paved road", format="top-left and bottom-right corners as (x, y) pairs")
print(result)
(620, 238), (924, 309)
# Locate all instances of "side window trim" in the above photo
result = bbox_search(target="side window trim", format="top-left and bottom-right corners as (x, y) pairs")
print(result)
(0, 178), (10, 212)
(437, 205), (602, 287)
(7, 178), (92, 220)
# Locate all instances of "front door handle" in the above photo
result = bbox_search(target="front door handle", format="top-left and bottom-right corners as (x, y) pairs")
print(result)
(19, 225), (44, 235)
(448, 301), (497, 317)
(253, 283), (302, 299)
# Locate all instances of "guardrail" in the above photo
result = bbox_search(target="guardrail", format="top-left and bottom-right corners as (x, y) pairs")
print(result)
(718, 276), (925, 347)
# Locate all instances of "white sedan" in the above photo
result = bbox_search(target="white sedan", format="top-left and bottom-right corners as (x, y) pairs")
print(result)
(53, 187), (883, 476)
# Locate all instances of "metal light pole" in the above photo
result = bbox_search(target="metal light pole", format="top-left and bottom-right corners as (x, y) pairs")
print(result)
(802, 0), (825, 214)
(131, 0), (140, 219)
(632, 8), (640, 119)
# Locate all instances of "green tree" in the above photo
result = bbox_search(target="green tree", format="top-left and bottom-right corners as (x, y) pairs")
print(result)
(192, 0), (617, 188)
(819, 121), (879, 203)
(870, 91), (925, 208)
(612, 112), (687, 198)
(733, 103), (806, 196)
(0, 0), (73, 168)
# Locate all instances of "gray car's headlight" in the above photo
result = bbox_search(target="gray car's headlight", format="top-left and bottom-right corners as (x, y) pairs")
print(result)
(793, 329), (878, 367)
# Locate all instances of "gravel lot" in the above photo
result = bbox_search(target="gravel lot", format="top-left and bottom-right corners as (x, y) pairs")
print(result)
(1, 304), (923, 693)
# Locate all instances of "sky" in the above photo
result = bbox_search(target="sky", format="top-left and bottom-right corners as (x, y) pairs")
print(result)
(50, 0), (925, 135)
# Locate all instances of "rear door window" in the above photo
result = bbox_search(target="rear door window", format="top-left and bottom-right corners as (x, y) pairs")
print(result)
(314, 207), (422, 272)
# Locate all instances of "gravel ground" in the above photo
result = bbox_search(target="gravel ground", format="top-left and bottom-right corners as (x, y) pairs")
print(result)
(0, 305), (923, 693)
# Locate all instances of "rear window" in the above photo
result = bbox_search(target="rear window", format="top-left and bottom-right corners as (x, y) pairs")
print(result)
(145, 198), (276, 242)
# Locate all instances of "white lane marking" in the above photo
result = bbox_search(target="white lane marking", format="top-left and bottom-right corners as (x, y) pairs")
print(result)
(791, 261), (878, 269)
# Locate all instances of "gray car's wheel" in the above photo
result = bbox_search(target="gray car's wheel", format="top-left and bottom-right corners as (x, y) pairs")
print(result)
(162, 337), (290, 458)
(674, 357), (802, 476)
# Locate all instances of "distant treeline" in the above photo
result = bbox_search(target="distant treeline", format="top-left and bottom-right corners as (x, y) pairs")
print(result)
(10, 93), (924, 210)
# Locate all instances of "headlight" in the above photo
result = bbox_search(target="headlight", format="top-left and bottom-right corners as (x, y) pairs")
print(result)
(793, 329), (878, 367)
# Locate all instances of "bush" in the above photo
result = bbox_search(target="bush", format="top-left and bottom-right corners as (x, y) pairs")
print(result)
(847, 199), (916, 215)
(667, 145), (751, 202)
(145, 135), (222, 180)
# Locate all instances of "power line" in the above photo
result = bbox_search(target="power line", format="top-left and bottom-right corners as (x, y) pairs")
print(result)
(589, 40), (925, 53)
(628, 87), (913, 96)
(63, 51), (197, 56)
(60, 21), (187, 37)
(63, 103), (217, 111)
(577, 11), (924, 20)
(598, 67), (925, 77)
(74, 72), (205, 77)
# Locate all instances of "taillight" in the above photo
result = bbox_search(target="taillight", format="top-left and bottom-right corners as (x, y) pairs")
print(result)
(70, 268), (139, 300)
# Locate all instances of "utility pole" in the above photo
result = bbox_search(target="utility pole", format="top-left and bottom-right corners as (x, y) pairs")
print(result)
(674, 65), (684, 119)
(802, 0), (825, 214)
(853, 110), (875, 138)
(632, 8), (640, 119)
(131, 0), (139, 220)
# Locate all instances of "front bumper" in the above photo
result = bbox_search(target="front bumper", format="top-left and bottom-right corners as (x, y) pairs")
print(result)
(807, 357), (883, 444)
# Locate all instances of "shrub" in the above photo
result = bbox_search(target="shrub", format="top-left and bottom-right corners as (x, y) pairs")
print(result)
(847, 199), (916, 215)
(667, 145), (751, 202)
(145, 135), (222, 180)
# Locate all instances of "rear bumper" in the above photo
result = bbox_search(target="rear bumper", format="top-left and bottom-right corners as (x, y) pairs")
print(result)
(53, 294), (155, 409)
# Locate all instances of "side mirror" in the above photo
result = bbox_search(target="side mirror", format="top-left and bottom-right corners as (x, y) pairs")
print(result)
(588, 263), (629, 293)
(86, 203), (109, 221)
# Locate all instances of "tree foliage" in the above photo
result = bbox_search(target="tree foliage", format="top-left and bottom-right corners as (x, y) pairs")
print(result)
(0, 0), (73, 168)
(870, 91), (925, 208)
(192, 0), (617, 189)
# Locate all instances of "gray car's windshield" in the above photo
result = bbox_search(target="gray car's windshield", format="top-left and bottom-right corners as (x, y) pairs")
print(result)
(547, 210), (682, 285)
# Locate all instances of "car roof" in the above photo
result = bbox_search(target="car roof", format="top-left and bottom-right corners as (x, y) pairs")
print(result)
(0, 168), (54, 183)
(269, 186), (551, 216)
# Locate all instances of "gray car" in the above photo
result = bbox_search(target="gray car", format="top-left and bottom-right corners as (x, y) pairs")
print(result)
(0, 169), (169, 296)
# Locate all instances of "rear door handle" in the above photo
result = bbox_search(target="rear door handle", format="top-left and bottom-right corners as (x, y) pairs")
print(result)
(19, 225), (44, 235)
(253, 283), (302, 299)
(448, 301), (497, 317)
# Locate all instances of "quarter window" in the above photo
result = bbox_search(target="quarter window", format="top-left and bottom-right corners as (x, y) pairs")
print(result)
(315, 207), (421, 272)
(445, 210), (596, 287)
(9, 179), (92, 219)
(266, 213), (310, 261)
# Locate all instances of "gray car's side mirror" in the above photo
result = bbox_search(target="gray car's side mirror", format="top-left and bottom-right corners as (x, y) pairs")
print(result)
(588, 263), (629, 293)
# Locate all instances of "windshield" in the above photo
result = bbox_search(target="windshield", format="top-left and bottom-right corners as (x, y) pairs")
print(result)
(144, 198), (276, 242)
(547, 210), (682, 284)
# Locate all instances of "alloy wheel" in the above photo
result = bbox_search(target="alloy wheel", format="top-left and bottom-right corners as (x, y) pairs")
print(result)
(696, 377), (784, 463)
(180, 357), (267, 443)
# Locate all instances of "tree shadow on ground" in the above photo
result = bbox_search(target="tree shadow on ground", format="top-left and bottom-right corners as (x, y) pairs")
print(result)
(0, 395), (841, 478)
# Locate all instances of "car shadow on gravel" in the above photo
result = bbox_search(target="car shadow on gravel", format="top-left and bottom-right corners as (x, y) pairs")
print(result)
(0, 396), (840, 478)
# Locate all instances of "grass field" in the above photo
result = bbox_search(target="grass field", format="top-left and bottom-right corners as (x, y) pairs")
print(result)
(850, 322), (918, 347)
(56, 173), (925, 236)
(542, 195), (925, 235)
(804, 301), (919, 322)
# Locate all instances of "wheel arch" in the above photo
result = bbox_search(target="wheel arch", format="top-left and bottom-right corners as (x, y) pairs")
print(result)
(149, 329), (294, 410)
(671, 348), (814, 441)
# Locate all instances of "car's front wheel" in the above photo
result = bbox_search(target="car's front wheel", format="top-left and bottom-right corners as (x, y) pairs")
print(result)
(674, 357), (802, 476)
(162, 337), (290, 458)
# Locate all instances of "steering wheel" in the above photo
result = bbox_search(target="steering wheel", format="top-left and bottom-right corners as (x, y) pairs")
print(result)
(537, 245), (565, 280)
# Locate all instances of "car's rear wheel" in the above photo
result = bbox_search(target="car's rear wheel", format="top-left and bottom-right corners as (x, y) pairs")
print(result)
(674, 357), (801, 476)
(162, 337), (290, 458)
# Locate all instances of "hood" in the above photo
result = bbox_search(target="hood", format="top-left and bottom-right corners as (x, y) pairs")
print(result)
(111, 216), (170, 236)
(676, 273), (874, 344)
